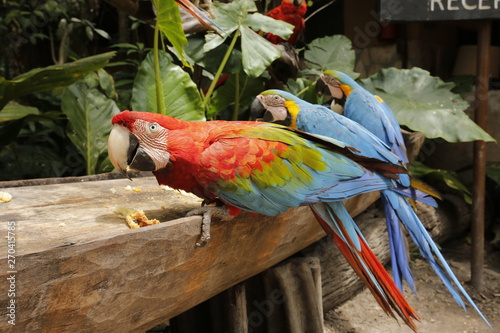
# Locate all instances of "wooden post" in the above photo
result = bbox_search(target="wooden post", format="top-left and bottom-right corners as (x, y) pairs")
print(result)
(471, 20), (491, 292)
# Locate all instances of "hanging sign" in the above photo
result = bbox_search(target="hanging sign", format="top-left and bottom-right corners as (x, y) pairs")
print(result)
(379, 0), (500, 22)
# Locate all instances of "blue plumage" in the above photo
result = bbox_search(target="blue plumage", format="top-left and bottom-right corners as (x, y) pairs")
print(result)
(320, 71), (490, 326)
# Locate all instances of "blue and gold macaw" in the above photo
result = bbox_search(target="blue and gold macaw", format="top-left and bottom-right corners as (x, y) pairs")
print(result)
(251, 88), (490, 326)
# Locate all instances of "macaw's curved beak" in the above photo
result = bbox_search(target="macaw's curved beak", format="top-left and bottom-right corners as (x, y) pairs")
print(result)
(108, 124), (156, 179)
(316, 76), (330, 96)
(250, 97), (266, 121)
(319, 74), (344, 99)
(249, 97), (285, 123)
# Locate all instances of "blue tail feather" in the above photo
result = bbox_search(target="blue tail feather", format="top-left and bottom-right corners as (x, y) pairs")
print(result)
(381, 193), (417, 294)
(384, 190), (491, 326)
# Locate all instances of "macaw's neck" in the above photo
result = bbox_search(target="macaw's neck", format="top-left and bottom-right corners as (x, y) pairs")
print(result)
(152, 122), (215, 201)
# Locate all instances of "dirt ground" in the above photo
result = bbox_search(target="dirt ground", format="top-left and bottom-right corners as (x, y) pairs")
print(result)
(324, 237), (500, 333)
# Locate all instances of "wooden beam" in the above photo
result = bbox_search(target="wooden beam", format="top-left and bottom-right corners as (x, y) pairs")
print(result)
(471, 20), (492, 292)
(0, 177), (336, 332)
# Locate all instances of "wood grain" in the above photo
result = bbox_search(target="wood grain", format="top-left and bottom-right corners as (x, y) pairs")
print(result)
(0, 177), (329, 332)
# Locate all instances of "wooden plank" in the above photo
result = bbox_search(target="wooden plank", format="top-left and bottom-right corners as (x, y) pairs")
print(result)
(0, 177), (332, 332)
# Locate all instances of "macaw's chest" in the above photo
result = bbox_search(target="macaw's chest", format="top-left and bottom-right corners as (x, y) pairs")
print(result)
(152, 160), (216, 201)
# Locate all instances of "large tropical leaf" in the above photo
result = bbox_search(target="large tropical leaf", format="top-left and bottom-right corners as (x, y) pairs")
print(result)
(204, 0), (293, 77)
(360, 67), (495, 142)
(0, 102), (39, 122)
(61, 70), (120, 175)
(183, 34), (242, 74)
(152, 0), (188, 66)
(244, 12), (293, 41)
(303, 35), (358, 78)
(240, 26), (281, 77)
(0, 52), (115, 111)
(130, 50), (205, 121)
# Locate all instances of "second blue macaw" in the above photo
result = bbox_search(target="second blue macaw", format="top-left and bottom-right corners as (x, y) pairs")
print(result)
(251, 87), (489, 326)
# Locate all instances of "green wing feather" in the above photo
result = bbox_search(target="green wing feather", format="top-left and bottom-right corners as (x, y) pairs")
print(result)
(197, 123), (378, 216)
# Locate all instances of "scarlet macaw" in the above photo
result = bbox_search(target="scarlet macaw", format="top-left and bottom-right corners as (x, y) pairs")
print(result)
(252, 88), (490, 326)
(108, 110), (420, 330)
(265, 0), (307, 45)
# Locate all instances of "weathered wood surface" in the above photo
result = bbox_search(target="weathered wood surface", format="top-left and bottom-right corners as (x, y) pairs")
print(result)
(0, 176), (377, 332)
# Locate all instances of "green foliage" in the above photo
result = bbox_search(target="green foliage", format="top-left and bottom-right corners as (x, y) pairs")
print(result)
(208, 72), (265, 120)
(130, 50), (205, 121)
(486, 163), (500, 186)
(0, 0), (493, 185)
(360, 68), (495, 143)
(285, 78), (319, 104)
(0, 102), (40, 122)
(409, 161), (472, 204)
(0, 52), (116, 110)
(205, 0), (293, 78)
(152, 0), (189, 66)
(61, 70), (119, 175)
(0, 0), (85, 46)
(302, 35), (358, 78)
(0, 120), (84, 181)
(107, 43), (151, 110)
(285, 35), (357, 104)
(183, 34), (242, 74)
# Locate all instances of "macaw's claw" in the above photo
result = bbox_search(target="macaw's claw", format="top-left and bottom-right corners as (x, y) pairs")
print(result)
(186, 205), (233, 247)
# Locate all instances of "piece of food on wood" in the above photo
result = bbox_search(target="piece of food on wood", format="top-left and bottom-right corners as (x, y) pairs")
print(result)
(0, 191), (12, 203)
(124, 185), (141, 192)
(115, 206), (160, 229)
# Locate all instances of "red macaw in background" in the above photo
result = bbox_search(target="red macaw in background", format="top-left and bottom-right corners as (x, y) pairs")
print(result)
(108, 110), (421, 331)
(265, 0), (308, 45)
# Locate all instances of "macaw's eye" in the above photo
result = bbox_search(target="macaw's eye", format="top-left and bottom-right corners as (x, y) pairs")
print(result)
(149, 123), (159, 132)
(264, 95), (285, 107)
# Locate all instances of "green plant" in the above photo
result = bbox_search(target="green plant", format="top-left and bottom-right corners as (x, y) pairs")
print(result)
(107, 43), (152, 110)
(360, 68), (495, 142)
(152, 0), (293, 120)
(409, 161), (473, 204)
(0, 52), (115, 180)
(0, 0), (494, 184)
(61, 69), (119, 175)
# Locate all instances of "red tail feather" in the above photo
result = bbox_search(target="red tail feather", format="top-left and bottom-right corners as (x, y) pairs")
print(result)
(312, 209), (420, 331)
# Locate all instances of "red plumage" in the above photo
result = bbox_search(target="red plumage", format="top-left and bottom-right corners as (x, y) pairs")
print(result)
(265, 0), (307, 45)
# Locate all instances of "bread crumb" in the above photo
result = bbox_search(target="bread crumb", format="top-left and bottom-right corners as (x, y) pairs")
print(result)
(115, 206), (160, 229)
(0, 192), (12, 203)
(124, 185), (141, 193)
